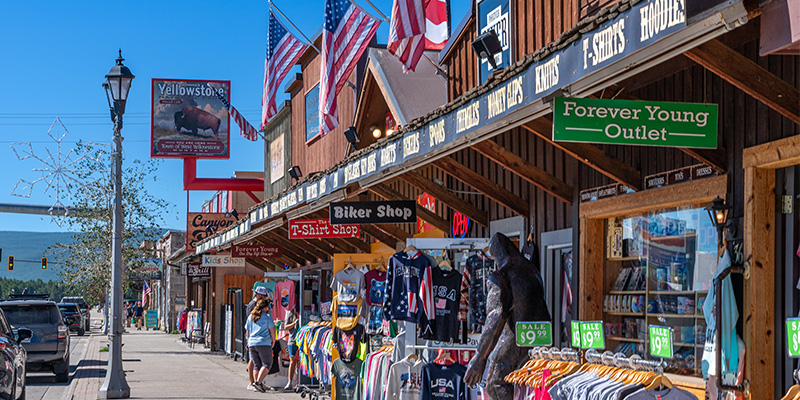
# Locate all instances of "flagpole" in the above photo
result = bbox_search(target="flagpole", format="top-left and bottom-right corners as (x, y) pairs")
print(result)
(269, 1), (321, 54)
(357, 0), (447, 75)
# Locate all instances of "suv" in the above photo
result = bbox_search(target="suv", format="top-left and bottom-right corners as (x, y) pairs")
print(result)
(0, 300), (70, 382)
(57, 303), (85, 336)
(60, 297), (89, 331)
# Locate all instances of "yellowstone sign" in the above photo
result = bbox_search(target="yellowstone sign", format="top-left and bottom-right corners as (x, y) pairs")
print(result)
(553, 98), (718, 149)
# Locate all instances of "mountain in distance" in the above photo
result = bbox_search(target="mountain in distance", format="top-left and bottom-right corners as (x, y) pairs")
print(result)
(0, 231), (75, 282)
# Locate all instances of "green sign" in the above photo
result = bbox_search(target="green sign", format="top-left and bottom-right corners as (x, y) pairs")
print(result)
(786, 318), (800, 357)
(145, 310), (158, 330)
(579, 321), (605, 349)
(516, 321), (553, 347)
(571, 320), (581, 348)
(553, 97), (718, 149)
(649, 325), (673, 358)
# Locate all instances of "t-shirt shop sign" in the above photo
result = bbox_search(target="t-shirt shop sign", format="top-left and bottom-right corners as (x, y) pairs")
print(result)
(329, 200), (416, 224)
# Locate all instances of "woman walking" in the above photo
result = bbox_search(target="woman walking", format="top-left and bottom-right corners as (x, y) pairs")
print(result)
(245, 298), (276, 393)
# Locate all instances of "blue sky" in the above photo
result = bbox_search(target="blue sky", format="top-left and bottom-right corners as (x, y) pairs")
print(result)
(0, 1), (469, 233)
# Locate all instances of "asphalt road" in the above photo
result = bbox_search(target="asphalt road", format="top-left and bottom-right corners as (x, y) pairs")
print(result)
(26, 311), (100, 400)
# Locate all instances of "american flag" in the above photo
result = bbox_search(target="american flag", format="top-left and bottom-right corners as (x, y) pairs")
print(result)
(142, 281), (151, 308)
(388, 0), (427, 72)
(320, 0), (380, 135)
(424, 0), (448, 50)
(262, 8), (307, 130)
(213, 87), (259, 141)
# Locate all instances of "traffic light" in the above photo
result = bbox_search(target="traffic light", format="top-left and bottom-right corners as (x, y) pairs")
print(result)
(8, 256), (13, 271)
(41, 257), (47, 270)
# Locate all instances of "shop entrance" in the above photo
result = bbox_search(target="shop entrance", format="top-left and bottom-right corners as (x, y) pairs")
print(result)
(541, 228), (573, 348)
(775, 165), (800, 394)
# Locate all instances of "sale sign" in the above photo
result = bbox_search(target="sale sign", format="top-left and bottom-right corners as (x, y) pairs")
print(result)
(579, 321), (605, 349)
(516, 321), (553, 347)
(786, 318), (800, 358)
(649, 325), (674, 358)
(231, 245), (282, 258)
(571, 320), (582, 348)
(288, 219), (359, 239)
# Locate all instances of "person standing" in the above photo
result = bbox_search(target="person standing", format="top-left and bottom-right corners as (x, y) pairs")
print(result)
(282, 307), (299, 390)
(125, 302), (133, 328)
(132, 301), (144, 330)
(245, 298), (276, 393)
(246, 286), (268, 391)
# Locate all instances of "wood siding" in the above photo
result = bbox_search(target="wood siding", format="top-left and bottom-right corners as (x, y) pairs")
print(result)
(264, 103), (292, 199)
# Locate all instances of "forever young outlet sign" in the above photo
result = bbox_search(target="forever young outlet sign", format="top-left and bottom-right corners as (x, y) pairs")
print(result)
(553, 98), (718, 149)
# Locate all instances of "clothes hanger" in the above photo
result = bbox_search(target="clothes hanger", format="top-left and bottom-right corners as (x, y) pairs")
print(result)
(376, 256), (387, 272)
(434, 349), (456, 365)
(438, 253), (453, 271)
(404, 245), (417, 255)
(344, 257), (355, 270)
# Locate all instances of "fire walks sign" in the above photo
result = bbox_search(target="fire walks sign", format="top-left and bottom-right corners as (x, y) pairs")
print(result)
(553, 97), (718, 149)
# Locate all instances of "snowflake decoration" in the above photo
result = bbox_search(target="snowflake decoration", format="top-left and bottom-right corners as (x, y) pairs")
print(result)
(10, 118), (108, 226)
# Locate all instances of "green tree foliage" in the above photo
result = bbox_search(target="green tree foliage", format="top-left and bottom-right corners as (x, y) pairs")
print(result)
(46, 143), (175, 305)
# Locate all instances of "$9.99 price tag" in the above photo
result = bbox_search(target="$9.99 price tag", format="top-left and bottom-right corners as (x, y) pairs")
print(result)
(579, 321), (605, 349)
(516, 321), (553, 347)
(648, 325), (673, 359)
(786, 318), (800, 358)
(571, 320), (581, 348)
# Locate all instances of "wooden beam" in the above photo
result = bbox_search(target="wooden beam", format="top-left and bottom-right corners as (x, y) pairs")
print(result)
(684, 39), (800, 124)
(275, 226), (335, 258)
(368, 184), (450, 232)
(247, 257), (274, 272)
(472, 140), (573, 204)
(311, 209), (371, 253)
(373, 222), (411, 242)
(578, 217), (604, 321)
(432, 156), (529, 216)
(744, 166), (775, 400)
(398, 171), (489, 227)
(340, 237), (372, 253)
(254, 236), (307, 265)
(522, 118), (642, 190)
(743, 134), (800, 169)
(264, 231), (326, 263)
(601, 86), (728, 173)
(360, 225), (400, 249)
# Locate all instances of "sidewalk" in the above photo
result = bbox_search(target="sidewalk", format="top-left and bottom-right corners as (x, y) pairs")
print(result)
(65, 329), (305, 400)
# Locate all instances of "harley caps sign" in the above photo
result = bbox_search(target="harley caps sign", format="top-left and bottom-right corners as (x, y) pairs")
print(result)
(553, 98), (718, 149)
(231, 245), (282, 258)
(288, 219), (359, 239)
(329, 200), (416, 225)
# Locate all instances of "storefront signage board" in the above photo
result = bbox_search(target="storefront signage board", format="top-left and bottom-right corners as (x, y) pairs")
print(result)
(452, 211), (471, 239)
(571, 320), (582, 348)
(145, 310), (158, 329)
(186, 264), (211, 278)
(329, 200), (416, 225)
(201, 255), (245, 267)
(579, 321), (605, 349)
(231, 244), (282, 258)
(786, 317), (800, 357)
(197, 0), (746, 254)
(186, 213), (237, 252)
(645, 164), (718, 190)
(288, 219), (360, 239)
(151, 79), (231, 159)
(553, 98), (718, 149)
(648, 325), (674, 358)
(477, 0), (512, 84)
(130, 258), (163, 281)
(516, 321), (553, 347)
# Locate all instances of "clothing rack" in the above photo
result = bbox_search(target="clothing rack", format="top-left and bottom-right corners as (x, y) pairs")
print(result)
(527, 346), (580, 363)
(583, 348), (666, 375)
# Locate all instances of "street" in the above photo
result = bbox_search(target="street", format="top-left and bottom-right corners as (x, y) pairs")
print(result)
(25, 312), (98, 400)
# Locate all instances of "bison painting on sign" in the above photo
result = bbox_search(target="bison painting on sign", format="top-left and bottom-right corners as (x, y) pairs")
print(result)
(151, 79), (231, 158)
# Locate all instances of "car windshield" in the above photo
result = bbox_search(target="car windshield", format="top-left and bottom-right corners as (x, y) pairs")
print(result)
(58, 306), (78, 314)
(1, 305), (59, 325)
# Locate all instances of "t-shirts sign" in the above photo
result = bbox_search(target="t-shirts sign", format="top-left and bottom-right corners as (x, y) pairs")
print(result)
(579, 321), (605, 349)
(786, 317), (800, 357)
(330, 200), (416, 224)
(649, 325), (674, 358)
(516, 321), (553, 347)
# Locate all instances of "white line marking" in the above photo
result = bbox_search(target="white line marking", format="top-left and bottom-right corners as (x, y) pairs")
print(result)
(565, 127), (603, 132)
(668, 132), (705, 137)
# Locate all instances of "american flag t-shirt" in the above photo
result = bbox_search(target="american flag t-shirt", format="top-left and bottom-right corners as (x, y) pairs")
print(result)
(319, 0), (380, 135)
(262, 9), (307, 129)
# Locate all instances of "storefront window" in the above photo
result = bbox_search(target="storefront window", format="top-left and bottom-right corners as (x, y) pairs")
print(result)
(604, 204), (717, 377)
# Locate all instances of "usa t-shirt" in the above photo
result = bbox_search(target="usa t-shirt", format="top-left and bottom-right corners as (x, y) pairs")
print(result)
(421, 362), (468, 400)
(430, 266), (462, 343)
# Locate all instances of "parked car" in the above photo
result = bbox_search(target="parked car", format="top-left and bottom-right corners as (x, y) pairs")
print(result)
(57, 303), (85, 336)
(60, 297), (89, 331)
(0, 300), (70, 383)
(0, 308), (30, 400)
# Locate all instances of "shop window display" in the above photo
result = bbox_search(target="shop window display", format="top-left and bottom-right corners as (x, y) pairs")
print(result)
(603, 204), (717, 377)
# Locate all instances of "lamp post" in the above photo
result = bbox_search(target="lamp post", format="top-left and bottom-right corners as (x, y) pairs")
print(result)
(704, 196), (731, 248)
(99, 50), (134, 399)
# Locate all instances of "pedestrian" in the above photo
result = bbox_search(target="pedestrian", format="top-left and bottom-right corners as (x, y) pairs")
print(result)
(282, 307), (300, 390)
(132, 301), (144, 330)
(245, 298), (276, 393)
(246, 286), (268, 391)
(125, 302), (133, 328)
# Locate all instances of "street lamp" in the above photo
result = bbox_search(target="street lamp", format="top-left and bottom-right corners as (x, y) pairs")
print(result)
(705, 196), (731, 248)
(99, 49), (134, 400)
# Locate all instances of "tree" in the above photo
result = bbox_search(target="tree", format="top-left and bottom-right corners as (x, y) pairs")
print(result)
(47, 143), (175, 305)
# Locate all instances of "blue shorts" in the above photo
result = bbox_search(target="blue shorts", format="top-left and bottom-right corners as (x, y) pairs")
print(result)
(288, 342), (299, 357)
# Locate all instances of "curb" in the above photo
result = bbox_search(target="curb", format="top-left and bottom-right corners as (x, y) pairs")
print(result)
(61, 332), (104, 400)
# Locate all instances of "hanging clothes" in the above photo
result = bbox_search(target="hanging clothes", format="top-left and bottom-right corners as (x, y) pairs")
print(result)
(702, 249), (740, 378)
(333, 325), (366, 363)
(386, 355), (423, 400)
(425, 265), (462, 342)
(273, 279), (295, 323)
(383, 250), (434, 328)
(465, 252), (495, 326)
(362, 347), (396, 400)
(365, 268), (388, 335)
(421, 361), (469, 400)
(332, 357), (364, 400)
(331, 268), (366, 302)
(332, 295), (364, 330)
